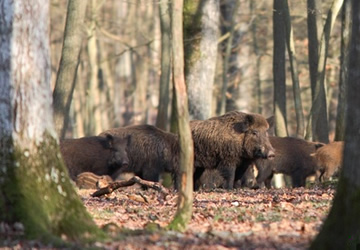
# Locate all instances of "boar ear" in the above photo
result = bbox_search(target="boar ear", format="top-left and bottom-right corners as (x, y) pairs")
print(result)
(315, 142), (325, 149)
(233, 115), (254, 133)
(266, 116), (274, 129)
(105, 133), (114, 148)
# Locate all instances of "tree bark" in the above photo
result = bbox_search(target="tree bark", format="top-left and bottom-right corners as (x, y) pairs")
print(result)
(0, 0), (102, 242)
(167, 0), (194, 232)
(305, 0), (344, 143)
(283, 0), (305, 138)
(156, 0), (172, 130)
(219, 0), (239, 115)
(335, 0), (351, 141)
(184, 0), (219, 120)
(52, 0), (88, 139)
(310, 1), (360, 248)
(273, 0), (288, 138)
(86, 0), (103, 135)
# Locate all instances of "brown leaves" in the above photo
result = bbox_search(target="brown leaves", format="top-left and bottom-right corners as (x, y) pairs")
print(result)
(76, 186), (335, 249)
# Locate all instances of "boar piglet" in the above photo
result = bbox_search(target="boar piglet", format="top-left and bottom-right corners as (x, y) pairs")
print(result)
(313, 141), (344, 182)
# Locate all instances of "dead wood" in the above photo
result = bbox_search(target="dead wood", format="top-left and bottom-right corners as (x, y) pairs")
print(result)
(91, 176), (170, 197)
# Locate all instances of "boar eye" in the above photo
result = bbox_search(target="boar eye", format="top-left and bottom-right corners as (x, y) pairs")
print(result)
(252, 130), (259, 136)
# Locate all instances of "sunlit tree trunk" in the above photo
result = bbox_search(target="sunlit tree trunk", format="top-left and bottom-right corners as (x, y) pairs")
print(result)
(184, 0), (219, 120)
(86, 0), (103, 135)
(52, 0), (87, 139)
(335, 0), (351, 141)
(311, 1), (360, 248)
(0, 0), (102, 242)
(306, 0), (344, 143)
(167, 0), (194, 232)
(156, 0), (172, 130)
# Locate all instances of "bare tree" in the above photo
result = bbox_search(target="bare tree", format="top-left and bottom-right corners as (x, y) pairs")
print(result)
(0, 0), (101, 241)
(283, 0), (305, 138)
(167, 0), (194, 232)
(156, 0), (172, 130)
(52, 0), (88, 139)
(310, 1), (360, 248)
(184, 0), (220, 120)
(305, 0), (344, 142)
(273, 0), (288, 137)
(335, 0), (351, 141)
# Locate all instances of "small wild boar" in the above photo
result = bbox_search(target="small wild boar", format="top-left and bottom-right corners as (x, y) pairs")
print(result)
(313, 141), (344, 182)
(60, 134), (130, 180)
(191, 111), (275, 190)
(75, 172), (112, 189)
(246, 136), (324, 188)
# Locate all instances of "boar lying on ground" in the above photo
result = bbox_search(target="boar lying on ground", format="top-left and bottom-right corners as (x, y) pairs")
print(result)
(313, 141), (344, 182)
(99, 125), (180, 187)
(60, 134), (130, 180)
(244, 136), (324, 188)
(75, 172), (112, 189)
(191, 111), (275, 190)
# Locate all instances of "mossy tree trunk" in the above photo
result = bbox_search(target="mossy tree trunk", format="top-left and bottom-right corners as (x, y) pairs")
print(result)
(52, 0), (88, 139)
(167, 0), (194, 232)
(0, 0), (103, 243)
(184, 0), (219, 120)
(311, 3), (360, 248)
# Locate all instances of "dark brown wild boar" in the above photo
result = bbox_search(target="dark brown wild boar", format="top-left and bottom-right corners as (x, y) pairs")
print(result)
(60, 134), (130, 180)
(313, 141), (344, 182)
(191, 111), (275, 190)
(246, 136), (324, 188)
(99, 125), (180, 187)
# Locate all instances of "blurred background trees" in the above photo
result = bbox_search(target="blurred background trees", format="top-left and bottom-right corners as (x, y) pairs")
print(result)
(50, 0), (345, 142)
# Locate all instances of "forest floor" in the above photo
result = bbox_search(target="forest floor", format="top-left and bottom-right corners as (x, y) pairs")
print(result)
(1, 182), (336, 250)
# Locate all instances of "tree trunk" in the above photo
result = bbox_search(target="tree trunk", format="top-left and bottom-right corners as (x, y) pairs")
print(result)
(156, 0), (172, 130)
(306, 0), (323, 141)
(167, 0), (194, 232)
(0, 0), (102, 242)
(310, 1), (360, 248)
(52, 0), (88, 139)
(219, 0), (239, 115)
(305, 0), (344, 143)
(86, 0), (103, 135)
(272, 0), (288, 188)
(283, 0), (305, 138)
(273, 0), (288, 137)
(335, 0), (351, 141)
(184, 0), (220, 120)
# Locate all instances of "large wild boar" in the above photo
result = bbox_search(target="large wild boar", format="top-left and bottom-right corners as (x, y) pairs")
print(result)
(99, 125), (180, 186)
(313, 141), (344, 182)
(245, 136), (324, 188)
(191, 111), (275, 189)
(60, 134), (130, 180)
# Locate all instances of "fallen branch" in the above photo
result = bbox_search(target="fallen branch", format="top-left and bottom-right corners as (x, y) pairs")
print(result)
(91, 176), (170, 197)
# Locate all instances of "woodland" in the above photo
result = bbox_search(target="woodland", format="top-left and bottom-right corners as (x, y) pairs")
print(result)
(1, 0), (360, 249)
